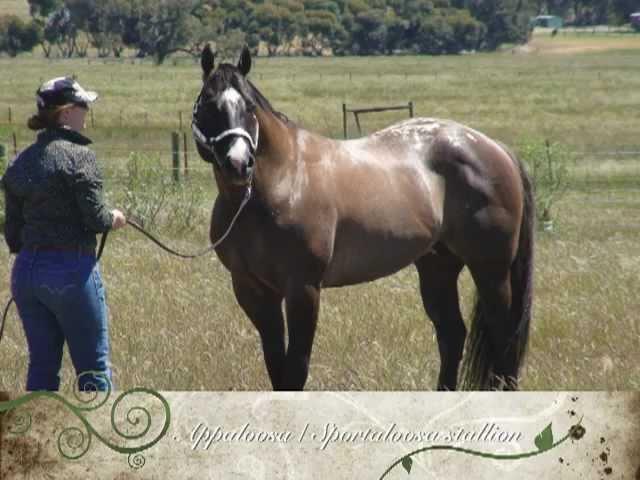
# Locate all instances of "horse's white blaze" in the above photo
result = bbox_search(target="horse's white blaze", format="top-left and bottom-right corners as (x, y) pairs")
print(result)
(218, 87), (243, 111)
(227, 137), (250, 173)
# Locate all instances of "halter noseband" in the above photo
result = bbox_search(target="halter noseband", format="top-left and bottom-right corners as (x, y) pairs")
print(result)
(192, 123), (259, 154)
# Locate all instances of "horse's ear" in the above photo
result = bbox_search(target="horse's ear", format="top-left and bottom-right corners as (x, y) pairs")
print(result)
(201, 43), (215, 79)
(237, 45), (251, 76)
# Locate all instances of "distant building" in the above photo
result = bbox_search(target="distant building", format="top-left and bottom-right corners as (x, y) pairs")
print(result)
(532, 15), (564, 29)
(631, 13), (640, 30)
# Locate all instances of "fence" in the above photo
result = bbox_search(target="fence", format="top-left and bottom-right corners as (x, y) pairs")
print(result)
(2, 101), (640, 183)
(342, 102), (414, 138)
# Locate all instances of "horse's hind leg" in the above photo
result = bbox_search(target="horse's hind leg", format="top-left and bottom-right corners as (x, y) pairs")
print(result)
(232, 274), (286, 390)
(415, 246), (466, 391)
(466, 262), (519, 390)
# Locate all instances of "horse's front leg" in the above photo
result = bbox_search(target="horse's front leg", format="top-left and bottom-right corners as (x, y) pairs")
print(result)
(232, 274), (286, 390)
(283, 282), (321, 390)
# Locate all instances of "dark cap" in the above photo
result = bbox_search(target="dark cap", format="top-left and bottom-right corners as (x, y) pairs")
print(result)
(36, 76), (98, 110)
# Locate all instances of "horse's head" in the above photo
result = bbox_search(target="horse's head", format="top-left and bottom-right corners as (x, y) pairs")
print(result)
(192, 45), (259, 186)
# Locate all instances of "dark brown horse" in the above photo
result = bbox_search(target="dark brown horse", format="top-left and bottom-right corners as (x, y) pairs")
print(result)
(192, 45), (534, 391)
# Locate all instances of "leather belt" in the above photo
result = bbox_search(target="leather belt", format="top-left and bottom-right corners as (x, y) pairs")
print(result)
(27, 245), (96, 255)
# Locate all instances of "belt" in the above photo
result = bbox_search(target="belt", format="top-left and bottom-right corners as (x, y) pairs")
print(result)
(26, 245), (96, 255)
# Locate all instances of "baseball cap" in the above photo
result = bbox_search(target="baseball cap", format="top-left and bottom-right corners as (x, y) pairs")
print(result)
(36, 76), (98, 110)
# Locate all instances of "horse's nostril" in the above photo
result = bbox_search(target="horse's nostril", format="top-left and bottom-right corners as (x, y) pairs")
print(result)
(247, 156), (254, 168)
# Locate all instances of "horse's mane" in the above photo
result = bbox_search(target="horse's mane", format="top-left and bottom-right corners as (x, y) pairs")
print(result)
(210, 64), (291, 126)
(246, 79), (291, 126)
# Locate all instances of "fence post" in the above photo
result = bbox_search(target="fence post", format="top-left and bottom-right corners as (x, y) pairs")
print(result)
(408, 101), (414, 118)
(0, 143), (6, 174)
(8, 107), (12, 124)
(171, 132), (180, 183)
(342, 103), (347, 139)
(183, 131), (189, 179)
(179, 111), (183, 130)
(12, 132), (18, 157)
(90, 109), (95, 128)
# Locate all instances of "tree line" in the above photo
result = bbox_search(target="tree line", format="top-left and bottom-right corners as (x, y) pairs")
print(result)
(0, 0), (638, 62)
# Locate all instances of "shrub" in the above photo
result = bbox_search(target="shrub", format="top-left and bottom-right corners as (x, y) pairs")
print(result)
(517, 139), (571, 224)
(110, 153), (207, 235)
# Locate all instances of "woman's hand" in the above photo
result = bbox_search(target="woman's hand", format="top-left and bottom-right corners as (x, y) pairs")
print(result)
(111, 209), (127, 230)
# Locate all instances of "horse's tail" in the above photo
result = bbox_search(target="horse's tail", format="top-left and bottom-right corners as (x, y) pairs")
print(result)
(462, 153), (535, 390)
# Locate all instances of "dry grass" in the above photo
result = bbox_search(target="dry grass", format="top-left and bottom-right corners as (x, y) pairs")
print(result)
(1, 0), (30, 19)
(1, 188), (638, 391)
(0, 39), (639, 391)
(528, 31), (640, 55)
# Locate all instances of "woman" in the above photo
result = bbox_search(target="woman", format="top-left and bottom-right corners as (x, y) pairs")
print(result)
(2, 77), (126, 391)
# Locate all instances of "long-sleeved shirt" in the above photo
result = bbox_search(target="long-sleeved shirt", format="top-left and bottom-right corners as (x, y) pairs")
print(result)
(2, 127), (113, 254)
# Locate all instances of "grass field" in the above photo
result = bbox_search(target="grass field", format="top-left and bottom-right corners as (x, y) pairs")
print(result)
(1, 0), (29, 18)
(0, 32), (639, 391)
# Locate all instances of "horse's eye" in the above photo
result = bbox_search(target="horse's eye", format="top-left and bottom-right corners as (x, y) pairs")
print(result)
(246, 103), (256, 113)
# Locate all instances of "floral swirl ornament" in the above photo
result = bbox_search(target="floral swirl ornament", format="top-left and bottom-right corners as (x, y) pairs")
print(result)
(0, 371), (171, 469)
(380, 419), (585, 479)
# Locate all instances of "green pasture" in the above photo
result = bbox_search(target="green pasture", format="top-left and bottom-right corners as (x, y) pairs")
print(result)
(0, 37), (639, 390)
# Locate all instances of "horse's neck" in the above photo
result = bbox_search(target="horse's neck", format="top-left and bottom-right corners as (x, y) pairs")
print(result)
(253, 108), (297, 192)
(255, 108), (294, 164)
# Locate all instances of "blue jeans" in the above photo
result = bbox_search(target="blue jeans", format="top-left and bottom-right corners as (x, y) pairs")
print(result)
(11, 249), (112, 391)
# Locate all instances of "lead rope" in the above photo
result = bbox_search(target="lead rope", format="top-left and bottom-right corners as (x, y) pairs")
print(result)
(0, 183), (252, 346)
(124, 183), (252, 258)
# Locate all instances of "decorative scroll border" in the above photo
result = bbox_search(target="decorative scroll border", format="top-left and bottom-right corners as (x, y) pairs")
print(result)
(0, 371), (171, 469)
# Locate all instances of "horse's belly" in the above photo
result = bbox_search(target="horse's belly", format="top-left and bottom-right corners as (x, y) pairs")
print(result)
(322, 229), (434, 287)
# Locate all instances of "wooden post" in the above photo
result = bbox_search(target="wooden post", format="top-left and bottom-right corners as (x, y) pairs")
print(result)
(354, 112), (362, 136)
(90, 109), (95, 128)
(0, 143), (6, 174)
(171, 132), (180, 183)
(179, 111), (183, 130)
(183, 131), (189, 179)
(342, 103), (347, 139)
(8, 107), (11, 124)
(12, 132), (18, 157)
(408, 101), (414, 118)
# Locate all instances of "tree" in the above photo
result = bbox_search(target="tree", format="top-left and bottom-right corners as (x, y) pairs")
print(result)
(384, 9), (409, 53)
(302, 9), (343, 55)
(0, 15), (41, 57)
(610, 0), (640, 24)
(27, 0), (63, 20)
(115, 0), (202, 64)
(43, 6), (79, 57)
(468, 0), (534, 50)
(351, 9), (387, 54)
(254, 2), (299, 55)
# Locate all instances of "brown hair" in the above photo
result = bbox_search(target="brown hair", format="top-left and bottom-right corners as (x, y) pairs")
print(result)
(27, 104), (75, 131)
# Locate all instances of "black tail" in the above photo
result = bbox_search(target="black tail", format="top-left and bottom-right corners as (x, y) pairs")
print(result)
(462, 155), (535, 390)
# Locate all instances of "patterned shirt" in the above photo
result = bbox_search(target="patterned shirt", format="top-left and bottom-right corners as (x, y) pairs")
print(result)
(2, 127), (113, 254)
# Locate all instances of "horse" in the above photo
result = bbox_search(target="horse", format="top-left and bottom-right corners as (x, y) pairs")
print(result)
(191, 45), (535, 391)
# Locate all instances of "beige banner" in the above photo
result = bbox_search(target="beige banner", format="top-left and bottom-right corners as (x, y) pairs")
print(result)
(1, 392), (638, 479)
